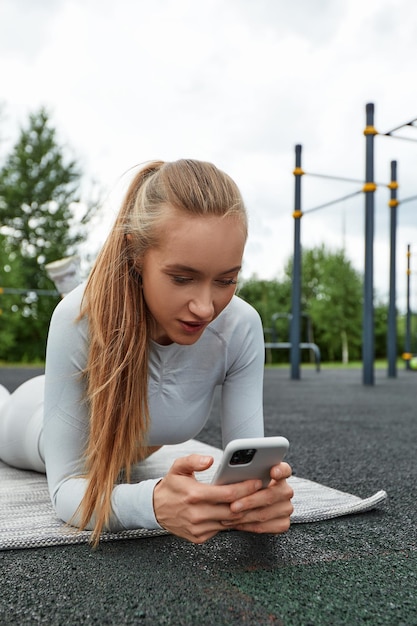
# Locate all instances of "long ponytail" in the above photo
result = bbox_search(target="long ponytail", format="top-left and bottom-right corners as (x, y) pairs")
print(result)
(75, 159), (247, 545)
(76, 162), (163, 545)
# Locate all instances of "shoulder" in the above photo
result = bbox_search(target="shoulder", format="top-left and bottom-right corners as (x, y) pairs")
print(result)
(226, 294), (260, 318)
(50, 282), (86, 324)
(48, 283), (88, 343)
(209, 295), (263, 338)
(207, 296), (264, 374)
(220, 294), (262, 324)
(45, 283), (89, 374)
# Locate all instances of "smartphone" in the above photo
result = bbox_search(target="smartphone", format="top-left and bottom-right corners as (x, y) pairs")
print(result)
(211, 436), (289, 488)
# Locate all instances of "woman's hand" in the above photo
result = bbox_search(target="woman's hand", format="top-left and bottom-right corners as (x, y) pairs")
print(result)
(153, 454), (265, 543)
(153, 455), (294, 543)
(220, 462), (294, 534)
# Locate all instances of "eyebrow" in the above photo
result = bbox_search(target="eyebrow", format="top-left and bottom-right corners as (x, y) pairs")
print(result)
(164, 264), (242, 276)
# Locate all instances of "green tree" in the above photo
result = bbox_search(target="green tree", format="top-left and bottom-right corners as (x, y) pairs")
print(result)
(284, 245), (363, 362)
(0, 108), (95, 361)
(374, 300), (389, 360)
(238, 277), (292, 363)
(238, 278), (291, 330)
(0, 233), (27, 356)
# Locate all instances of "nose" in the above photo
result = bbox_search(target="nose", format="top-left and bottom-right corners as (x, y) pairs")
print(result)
(188, 287), (215, 320)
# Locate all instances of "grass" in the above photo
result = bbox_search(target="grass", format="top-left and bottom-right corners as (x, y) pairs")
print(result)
(0, 361), (45, 368)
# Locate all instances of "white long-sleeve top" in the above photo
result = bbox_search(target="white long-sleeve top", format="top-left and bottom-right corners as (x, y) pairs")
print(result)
(43, 283), (265, 532)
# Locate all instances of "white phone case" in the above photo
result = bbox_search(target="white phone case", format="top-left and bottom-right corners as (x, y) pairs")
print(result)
(211, 436), (289, 488)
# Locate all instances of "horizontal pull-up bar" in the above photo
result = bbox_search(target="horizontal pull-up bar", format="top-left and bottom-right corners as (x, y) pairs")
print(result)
(301, 171), (388, 187)
(383, 117), (417, 135)
(303, 189), (363, 215)
(304, 172), (367, 185)
(399, 194), (417, 205)
(0, 287), (59, 296)
(382, 134), (417, 144)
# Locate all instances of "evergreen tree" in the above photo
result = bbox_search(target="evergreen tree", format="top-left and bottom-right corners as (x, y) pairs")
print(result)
(0, 233), (27, 356)
(0, 108), (95, 361)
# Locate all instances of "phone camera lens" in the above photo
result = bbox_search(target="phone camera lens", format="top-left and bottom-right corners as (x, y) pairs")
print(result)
(230, 448), (257, 465)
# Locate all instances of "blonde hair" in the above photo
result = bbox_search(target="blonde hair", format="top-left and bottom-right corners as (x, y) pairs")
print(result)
(76, 159), (247, 544)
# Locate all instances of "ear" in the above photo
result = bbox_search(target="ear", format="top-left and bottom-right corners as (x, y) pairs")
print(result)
(126, 234), (133, 242)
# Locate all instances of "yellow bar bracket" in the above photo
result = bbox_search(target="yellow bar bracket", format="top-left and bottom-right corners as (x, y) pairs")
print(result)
(363, 125), (378, 136)
(388, 199), (399, 208)
(402, 352), (412, 361)
(387, 181), (399, 190)
(293, 210), (303, 219)
(363, 182), (377, 192)
(293, 167), (305, 176)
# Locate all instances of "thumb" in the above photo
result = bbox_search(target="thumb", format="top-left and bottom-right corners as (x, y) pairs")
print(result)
(170, 454), (214, 477)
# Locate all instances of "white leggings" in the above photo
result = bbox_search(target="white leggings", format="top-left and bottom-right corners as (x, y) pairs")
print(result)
(0, 375), (45, 473)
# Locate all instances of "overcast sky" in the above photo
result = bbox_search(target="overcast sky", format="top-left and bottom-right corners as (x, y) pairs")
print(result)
(1, 0), (416, 312)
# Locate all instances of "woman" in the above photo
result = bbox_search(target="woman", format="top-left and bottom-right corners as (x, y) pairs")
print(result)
(3, 159), (293, 545)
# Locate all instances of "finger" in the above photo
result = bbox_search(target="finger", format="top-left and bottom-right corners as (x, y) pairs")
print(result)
(157, 499), (246, 544)
(222, 496), (294, 531)
(229, 480), (294, 514)
(203, 479), (264, 505)
(169, 454), (214, 477)
(270, 461), (293, 481)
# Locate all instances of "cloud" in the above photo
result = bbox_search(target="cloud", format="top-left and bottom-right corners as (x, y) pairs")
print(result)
(0, 0), (62, 60)
(0, 0), (416, 311)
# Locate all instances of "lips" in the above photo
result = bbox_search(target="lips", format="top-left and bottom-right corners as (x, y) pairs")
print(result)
(179, 320), (209, 334)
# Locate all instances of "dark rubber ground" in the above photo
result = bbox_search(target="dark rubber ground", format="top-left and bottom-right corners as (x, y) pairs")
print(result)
(0, 366), (416, 625)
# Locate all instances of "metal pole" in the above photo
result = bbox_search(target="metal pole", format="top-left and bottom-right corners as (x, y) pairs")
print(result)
(404, 244), (411, 371)
(362, 103), (377, 385)
(387, 161), (398, 378)
(290, 144), (303, 380)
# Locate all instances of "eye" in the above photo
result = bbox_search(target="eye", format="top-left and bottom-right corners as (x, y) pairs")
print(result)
(216, 278), (237, 287)
(171, 275), (193, 285)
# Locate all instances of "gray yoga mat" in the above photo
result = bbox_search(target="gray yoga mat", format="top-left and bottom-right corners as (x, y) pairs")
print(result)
(0, 440), (387, 550)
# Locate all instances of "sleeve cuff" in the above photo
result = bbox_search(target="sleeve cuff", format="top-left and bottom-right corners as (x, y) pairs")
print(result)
(110, 478), (164, 531)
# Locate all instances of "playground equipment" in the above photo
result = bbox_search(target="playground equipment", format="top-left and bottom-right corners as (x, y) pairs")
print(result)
(265, 312), (321, 372)
(291, 103), (417, 385)
(387, 161), (398, 378)
(402, 244), (416, 371)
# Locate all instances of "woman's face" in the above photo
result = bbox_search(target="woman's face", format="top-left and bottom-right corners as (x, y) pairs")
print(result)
(140, 206), (246, 345)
